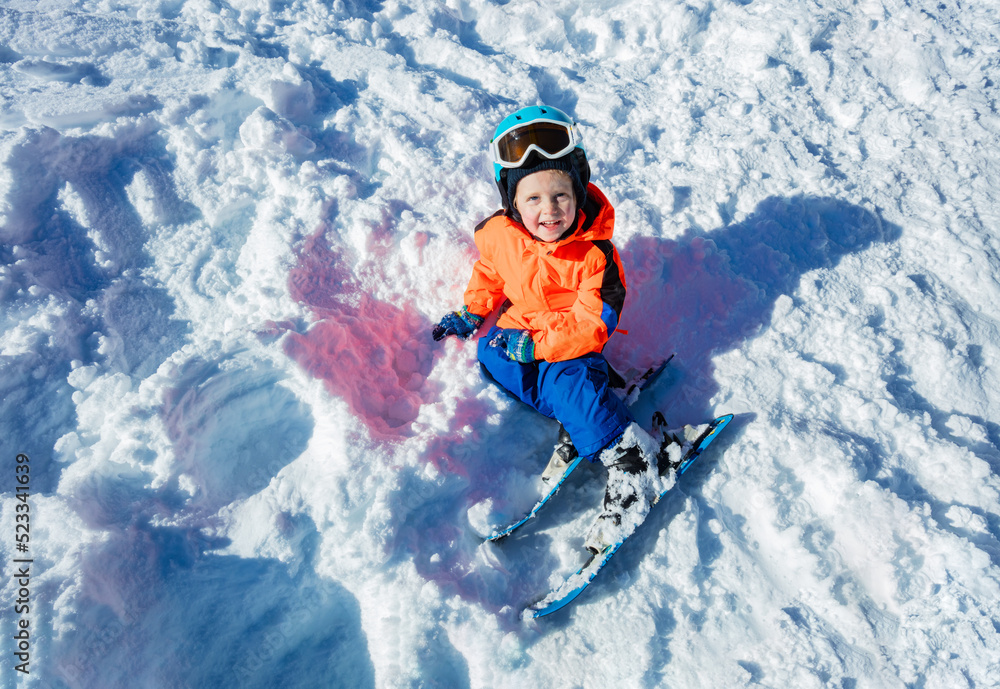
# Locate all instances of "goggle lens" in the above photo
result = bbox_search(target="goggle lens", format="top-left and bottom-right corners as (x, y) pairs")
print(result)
(494, 122), (573, 166)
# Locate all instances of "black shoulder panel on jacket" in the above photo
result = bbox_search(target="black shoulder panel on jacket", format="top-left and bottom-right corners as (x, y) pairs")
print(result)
(579, 196), (602, 235)
(474, 210), (505, 233)
(592, 239), (627, 319)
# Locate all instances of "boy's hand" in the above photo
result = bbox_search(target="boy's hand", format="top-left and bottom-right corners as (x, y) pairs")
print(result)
(488, 329), (537, 363)
(432, 306), (484, 341)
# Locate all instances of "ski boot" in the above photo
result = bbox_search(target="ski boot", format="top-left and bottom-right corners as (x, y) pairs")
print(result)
(541, 425), (578, 484)
(583, 423), (662, 554)
(652, 412), (708, 475)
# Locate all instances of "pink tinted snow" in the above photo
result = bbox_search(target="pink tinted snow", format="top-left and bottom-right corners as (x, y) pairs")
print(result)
(283, 226), (433, 437)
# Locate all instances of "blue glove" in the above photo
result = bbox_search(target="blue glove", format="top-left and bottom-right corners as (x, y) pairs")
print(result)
(432, 306), (484, 341)
(488, 328), (537, 363)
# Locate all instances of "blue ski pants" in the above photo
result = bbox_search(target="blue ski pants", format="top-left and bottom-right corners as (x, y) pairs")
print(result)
(477, 326), (632, 459)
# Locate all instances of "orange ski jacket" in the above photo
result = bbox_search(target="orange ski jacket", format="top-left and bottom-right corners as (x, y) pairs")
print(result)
(463, 184), (627, 362)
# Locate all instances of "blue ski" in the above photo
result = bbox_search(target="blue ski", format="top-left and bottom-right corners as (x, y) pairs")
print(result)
(485, 357), (673, 542)
(524, 413), (733, 619)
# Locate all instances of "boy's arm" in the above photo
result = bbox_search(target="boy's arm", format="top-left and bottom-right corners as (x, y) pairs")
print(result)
(463, 255), (506, 319)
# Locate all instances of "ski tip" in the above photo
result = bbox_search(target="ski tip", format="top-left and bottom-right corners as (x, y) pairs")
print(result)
(711, 413), (734, 431)
(674, 413), (734, 476)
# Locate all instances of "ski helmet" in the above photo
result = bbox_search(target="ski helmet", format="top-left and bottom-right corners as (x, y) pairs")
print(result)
(490, 105), (591, 218)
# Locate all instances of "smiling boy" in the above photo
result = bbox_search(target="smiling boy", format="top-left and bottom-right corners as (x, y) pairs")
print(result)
(433, 105), (666, 553)
(513, 167), (578, 242)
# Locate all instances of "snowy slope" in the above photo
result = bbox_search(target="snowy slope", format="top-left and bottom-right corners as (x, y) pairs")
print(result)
(2, 0), (1000, 687)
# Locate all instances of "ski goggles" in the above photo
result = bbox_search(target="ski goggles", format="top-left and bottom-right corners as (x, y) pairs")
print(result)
(491, 119), (579, 169)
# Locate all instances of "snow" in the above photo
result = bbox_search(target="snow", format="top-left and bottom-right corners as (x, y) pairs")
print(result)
(2, 0), (1000, 686)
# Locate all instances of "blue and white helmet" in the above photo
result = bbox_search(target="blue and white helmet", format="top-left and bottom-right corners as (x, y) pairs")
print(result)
(490, 105), (591, 216)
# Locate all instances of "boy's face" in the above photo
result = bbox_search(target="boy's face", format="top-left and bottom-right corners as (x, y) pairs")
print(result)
(513, 169), (577, 242)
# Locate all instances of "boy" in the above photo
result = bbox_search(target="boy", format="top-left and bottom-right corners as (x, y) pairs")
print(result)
(432, 105), (667, 554)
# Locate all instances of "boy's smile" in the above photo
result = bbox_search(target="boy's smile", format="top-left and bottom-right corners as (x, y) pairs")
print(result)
(513, 169), (578, 242)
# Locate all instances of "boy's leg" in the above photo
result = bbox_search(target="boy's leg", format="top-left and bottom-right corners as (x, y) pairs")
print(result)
(537, 354), (632, 458)
(477, 327), (632, 459)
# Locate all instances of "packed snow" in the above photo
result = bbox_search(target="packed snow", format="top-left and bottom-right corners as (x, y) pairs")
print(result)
(2, 0), (1000, 687)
